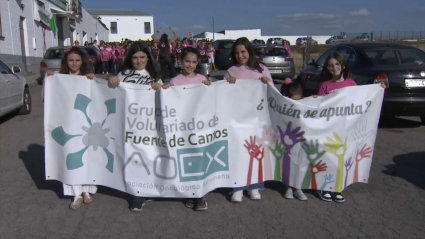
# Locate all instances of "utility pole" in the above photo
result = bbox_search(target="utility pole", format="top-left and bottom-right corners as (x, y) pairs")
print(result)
(212, 17), (215, 41)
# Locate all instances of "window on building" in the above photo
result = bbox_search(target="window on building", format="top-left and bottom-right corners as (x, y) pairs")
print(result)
(0, 8), (4, 39)
(110, 22), (117, 34)
(144, 22), (151, 34)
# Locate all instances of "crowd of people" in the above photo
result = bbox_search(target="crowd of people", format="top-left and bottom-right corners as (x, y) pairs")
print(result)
(73, 27), (217, 80)
(43, 31), (385, 212)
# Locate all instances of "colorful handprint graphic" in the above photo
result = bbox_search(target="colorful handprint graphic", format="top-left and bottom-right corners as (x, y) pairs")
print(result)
(324, 132), (347, 192)
(277, 122), (306, 185)
(244, 136), (264, 185)
(310, 160), (327, 190)
(257, 126), (278, 181)
(354, 144), (372, 183)
(301, 139), (327, 189)
(319, 174), (335, 191)
(269, 140), (286, 181)
(344, 157), (353, 188)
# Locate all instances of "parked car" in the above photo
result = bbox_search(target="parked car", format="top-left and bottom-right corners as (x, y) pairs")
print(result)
(40, 46), (96, 78)
(252, 39), (266, 45)
(325, 35), (346, 44)
(214, 39), (235, 70)
(296, 43), (425, 123)
(296, 37), (318, 45)
(0, 60), (31, 117)
(253, 45), (295, 80)
(266, 38), (290, 45)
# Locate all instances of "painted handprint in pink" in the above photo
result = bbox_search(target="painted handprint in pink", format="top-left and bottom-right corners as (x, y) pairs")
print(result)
(257, 125), (278, 181)
(244, 136), (264, 185)
(277, 122), (306, 185)
(354, 144), (372, 183)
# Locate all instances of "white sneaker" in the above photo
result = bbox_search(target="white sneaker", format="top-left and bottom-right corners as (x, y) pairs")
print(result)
(248, 189), (261, 200)
(231, 190), (243, 202)
(293, 189), (308, 201)
(284, 187), (294, 199)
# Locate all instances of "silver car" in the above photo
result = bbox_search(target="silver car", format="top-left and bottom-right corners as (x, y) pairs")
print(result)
(40, 46), (96, 78)
(0, 60), (31, 117)
(254, 45), (295, 79)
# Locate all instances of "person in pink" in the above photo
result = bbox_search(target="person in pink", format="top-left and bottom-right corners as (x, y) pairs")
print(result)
(207, 42), (216, 71)
(162, 47), (211, 210)
(283, 40), (290, 53)
(223, 37), (272, 203)
(182, 38), (189, 48)
(316, 51), (385, 203)
(100, 46), (111, 74)
(163, 47), (211, 87)
(317, 52), (357, 96)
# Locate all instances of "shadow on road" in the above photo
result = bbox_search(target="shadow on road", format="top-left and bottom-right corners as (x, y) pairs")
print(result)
(383, 152), (425, 190)
(0, 112), (18, 124)
(19, 144), (63, 198)
(379, 117), (423, 129)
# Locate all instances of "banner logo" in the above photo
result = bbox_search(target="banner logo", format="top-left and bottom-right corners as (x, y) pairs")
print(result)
(51, 94), (116, 172)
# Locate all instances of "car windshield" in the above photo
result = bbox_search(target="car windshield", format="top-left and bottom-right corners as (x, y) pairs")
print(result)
(44, 49), (65, 59)
(255, 47), (288, 56)
(364, 48), (425, 66)
(218, 41), (234, 49)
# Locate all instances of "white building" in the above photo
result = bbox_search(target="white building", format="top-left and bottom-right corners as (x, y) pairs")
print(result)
(193, 29), (331, 45)
(86, 9), (154, 42)
(0, 0), (109, 73)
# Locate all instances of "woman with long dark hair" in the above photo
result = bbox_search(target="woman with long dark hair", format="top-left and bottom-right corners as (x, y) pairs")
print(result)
(151, 27), (178, 80)
(109, 41), (161, 88)
(42, 47), (97, 210)
(224, 37), (272, 203)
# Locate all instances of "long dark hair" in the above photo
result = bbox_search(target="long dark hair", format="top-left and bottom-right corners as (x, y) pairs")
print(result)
(160, 33), (169, 46)
(59, 47), (89, 75)
(118, 41), (160, 80)
(230, 37), (263, 73)
(180, 47), (202, 74)
(319, 51), (351, 81)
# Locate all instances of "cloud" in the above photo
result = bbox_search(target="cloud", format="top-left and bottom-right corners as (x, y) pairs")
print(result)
(192, 25), (206, 29)
(272, 10), (374, 35)
(350, 8), (371, 16)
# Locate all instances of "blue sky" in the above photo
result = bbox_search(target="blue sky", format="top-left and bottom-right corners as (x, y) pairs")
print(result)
(83, 0), (425, 36)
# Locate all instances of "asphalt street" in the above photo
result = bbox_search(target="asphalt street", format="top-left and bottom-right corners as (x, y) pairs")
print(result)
(0, 83), (424, 239)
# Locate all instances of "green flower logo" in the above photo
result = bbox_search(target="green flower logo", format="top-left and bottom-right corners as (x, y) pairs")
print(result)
(51, 94), (116, 173)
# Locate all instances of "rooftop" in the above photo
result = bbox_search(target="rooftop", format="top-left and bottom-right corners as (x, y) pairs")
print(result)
(86, 9), (152, 17)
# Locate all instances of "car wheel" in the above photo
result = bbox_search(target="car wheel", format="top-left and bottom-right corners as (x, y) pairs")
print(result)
(421, 116), (425, 125)
(18, 87), (31, 115)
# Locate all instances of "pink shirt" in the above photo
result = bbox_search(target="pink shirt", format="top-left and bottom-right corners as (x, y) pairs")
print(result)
(317, 78), (357, 95)
(100, 50), (110, 62)
(170, 74), (208, 86)
(224, 64), (274, 85)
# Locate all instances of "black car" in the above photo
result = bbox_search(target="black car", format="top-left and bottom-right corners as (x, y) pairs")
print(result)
(296, 43), (425, 123)
(214, 39), (235, 70)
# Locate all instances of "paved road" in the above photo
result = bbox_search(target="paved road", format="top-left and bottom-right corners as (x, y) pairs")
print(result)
(0, 85), (424, 239)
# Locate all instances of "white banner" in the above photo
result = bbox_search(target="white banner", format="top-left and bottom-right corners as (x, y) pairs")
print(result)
(44, 75), (384, 198)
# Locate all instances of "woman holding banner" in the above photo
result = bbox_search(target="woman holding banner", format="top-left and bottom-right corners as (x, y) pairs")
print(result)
(43, 47), (97, 210)
(108, 41), (162, 212)
(224, 37), (273, 202)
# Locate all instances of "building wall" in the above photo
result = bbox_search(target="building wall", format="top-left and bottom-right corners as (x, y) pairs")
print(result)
(98, 15), (154, 42)
(0, 0), (108, 74)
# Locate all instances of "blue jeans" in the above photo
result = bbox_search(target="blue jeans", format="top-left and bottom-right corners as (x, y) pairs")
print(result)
(233, 182), (265, 192)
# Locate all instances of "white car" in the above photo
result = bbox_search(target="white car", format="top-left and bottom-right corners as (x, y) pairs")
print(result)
(0, 60), (31, 117)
